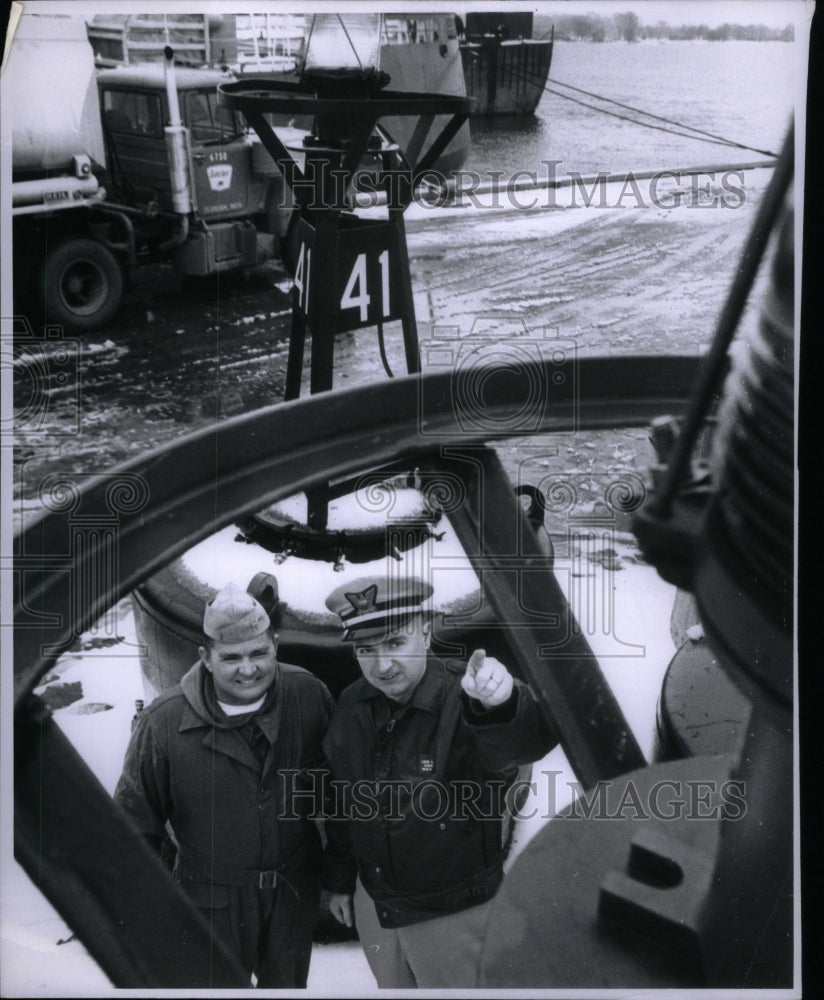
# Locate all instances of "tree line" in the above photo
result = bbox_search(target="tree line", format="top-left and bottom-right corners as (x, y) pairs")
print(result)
(534, 12), (794, 42)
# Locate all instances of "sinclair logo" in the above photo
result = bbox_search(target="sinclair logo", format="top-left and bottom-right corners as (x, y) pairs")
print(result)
(207, 165), (233, 191)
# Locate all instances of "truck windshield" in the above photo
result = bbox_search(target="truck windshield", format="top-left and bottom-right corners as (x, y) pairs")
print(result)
(185, 90), (243, 144)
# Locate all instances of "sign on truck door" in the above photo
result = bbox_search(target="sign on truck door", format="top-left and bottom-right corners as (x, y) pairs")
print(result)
(184, 90), (250, 218)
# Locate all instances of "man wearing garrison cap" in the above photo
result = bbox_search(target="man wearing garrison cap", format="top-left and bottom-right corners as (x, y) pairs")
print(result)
(322, 575), (558, 988)
(115, 581), (334, 988)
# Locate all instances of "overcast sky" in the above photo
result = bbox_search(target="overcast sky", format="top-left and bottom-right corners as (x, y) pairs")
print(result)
(6, 0), (813, 29)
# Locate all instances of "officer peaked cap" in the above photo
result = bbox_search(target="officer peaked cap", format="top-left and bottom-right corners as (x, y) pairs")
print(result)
(326, 575), (433, 641)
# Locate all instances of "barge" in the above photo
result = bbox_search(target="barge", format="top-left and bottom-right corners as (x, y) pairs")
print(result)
(459, 11), (553, 116)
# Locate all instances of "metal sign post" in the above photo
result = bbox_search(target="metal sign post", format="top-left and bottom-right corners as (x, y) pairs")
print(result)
(219, 79), (472, 400)
(219, 78), (471, 528)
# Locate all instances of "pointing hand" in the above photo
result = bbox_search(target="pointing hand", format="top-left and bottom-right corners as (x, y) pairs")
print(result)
(461, 649), (514, 708)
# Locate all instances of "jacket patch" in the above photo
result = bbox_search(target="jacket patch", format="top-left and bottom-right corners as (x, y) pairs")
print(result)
(418, 754), (435, 775)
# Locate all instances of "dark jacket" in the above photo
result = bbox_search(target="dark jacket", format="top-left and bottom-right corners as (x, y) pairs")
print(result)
(322, 655), (557, 928)
(115, 659), (334, 881)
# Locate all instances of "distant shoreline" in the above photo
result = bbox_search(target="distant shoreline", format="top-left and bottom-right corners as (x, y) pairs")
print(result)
(534, 13), (794, 45)
(549, 37), (795, 43)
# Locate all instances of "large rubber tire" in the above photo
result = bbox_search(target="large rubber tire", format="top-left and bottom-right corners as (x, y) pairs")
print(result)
(43, 237), (124, 332)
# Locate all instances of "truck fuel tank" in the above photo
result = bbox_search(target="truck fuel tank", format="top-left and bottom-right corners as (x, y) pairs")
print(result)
(7, 10), (106, 173)
(12, 171), (103, 212)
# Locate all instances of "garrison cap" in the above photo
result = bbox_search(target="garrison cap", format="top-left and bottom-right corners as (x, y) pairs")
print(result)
(203, 582), (271, 644)
(326, 575), (434, 641)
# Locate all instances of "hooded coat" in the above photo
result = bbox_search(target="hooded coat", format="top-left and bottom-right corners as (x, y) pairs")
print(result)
(114, 658), (334, 988)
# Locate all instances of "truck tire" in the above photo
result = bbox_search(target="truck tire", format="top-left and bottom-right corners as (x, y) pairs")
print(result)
(43, 237), (123, 332)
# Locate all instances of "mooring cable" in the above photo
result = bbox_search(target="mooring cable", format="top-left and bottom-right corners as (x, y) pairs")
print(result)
(547, 76), (779, 157)
(488, 53), (780, 159)
(543, 83), (772, 154)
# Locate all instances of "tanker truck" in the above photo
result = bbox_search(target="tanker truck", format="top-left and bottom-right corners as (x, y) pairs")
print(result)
(8, 12), (293, 331)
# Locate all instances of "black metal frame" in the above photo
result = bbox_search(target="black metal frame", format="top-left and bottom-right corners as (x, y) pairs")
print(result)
(218, 80), (472, 402)
(13, 354), (700, 986)
(218, 80), (474, 534)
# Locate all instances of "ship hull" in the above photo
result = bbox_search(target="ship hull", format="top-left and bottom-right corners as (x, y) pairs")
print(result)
(461, 38), (553, 116)
(379, 20), (471, 173)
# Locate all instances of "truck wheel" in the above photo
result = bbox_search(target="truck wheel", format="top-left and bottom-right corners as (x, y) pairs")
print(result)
(43, 238), (124, 332)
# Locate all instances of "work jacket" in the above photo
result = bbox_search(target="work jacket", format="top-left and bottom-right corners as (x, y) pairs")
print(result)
(115, 659), (334, 888)
(322, 655), (557, 928)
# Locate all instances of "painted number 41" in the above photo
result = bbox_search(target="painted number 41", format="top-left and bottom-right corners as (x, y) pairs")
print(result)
(294, 246), (391, 322)
(340, 251), (391, 321)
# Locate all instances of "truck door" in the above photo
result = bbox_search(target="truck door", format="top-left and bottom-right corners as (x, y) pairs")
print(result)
(184, 90), (251, 219)
(100, 88), (171, 206)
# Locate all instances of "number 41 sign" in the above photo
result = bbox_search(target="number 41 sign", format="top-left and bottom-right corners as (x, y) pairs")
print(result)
(293, 216), (408, 334)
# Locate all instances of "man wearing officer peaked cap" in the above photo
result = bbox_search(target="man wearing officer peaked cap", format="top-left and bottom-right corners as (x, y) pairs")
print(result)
(327, 575), (435, 641)
(115, 581), (335, 989)
(322, 574), (558, 988)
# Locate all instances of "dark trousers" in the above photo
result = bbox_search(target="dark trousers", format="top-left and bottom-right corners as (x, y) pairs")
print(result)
(183, 866), (321, 988)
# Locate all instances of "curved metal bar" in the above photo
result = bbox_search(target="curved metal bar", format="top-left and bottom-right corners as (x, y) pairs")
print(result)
(14, 354), (701, 702)
(14, 702), (250, 988)
(12, 354), (700, 986)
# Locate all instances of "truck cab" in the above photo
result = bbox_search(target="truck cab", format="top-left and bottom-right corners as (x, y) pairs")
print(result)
(10, 12), (289, 332)
(98, 65), (282, 279)
(98, 66), (269, 221)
